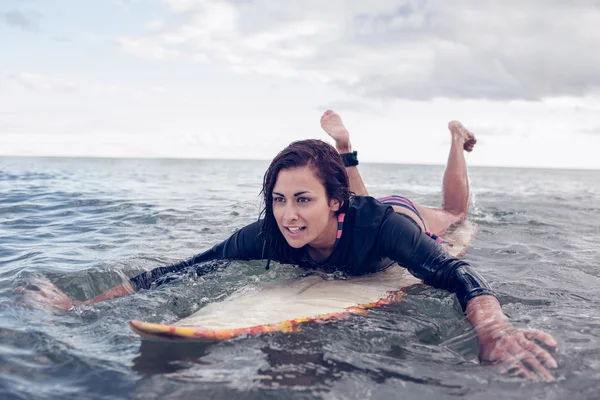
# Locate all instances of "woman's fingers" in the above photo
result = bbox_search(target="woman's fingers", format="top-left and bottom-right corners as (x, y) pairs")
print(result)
(525, 330), (558, 349)
(496, 344), (553, 382)
(12, 280), (74, 312)
(485, 328), (558, 381)
(515, 347), (555, 382)
(518, 334), (558, 369)
(499, 356), (538, 380)
(508, 331), (557, 381)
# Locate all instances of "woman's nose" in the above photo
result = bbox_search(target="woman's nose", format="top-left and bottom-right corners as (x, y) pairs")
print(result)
(283, 204), (298, 222)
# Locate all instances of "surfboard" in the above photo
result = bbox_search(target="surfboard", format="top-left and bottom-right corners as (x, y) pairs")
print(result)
(129, 220), (478, 341)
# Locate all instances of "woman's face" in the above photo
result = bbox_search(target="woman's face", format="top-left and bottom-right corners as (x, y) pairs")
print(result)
(272, 166), (340, 249)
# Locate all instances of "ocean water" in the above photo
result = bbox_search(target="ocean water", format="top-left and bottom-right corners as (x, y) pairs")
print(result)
(1, 156), (599, 400)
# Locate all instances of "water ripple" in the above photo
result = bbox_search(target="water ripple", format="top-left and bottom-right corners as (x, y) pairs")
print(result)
(1, 157), (599, 399)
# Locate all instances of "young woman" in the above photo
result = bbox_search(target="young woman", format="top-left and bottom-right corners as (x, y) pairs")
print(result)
(16, 112), (558, 381)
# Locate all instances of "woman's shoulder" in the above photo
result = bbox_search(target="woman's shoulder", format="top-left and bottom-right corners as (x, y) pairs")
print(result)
(350, 195), (392, 213)
(348, 196), (393, 227)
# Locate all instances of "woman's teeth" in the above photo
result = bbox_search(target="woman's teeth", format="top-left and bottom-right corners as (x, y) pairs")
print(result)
(287, 227), (304, 233)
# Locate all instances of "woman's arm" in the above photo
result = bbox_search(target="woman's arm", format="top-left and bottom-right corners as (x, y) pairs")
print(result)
(110, 219), (266, 297)
(378, 212), (494, 311)
(19, 220), (266, 310)
(131, 219), (265, 290)
(378, 212), (558, 380)
(79, 282), (135, 306)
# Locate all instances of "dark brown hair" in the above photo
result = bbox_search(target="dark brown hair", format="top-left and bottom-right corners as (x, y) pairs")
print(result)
(259, 139), (351, 265)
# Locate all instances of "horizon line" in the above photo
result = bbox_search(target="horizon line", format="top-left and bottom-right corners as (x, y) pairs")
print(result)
(1, 154), (599, 172)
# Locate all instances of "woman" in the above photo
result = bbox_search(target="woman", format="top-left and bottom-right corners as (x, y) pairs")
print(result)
(16, 112), (558, 381)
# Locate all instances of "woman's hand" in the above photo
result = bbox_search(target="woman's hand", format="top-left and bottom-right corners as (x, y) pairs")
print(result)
(465, 295), (558, 381)
(13, 276), (82, 312)
(14, 277), (136, 311)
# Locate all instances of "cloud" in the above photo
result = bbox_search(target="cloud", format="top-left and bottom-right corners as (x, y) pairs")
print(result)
(6, 71), (77, 91)
(316, 100), (374, 114)
(116, 0), (600, 101)
(582, 128), (600, 135)
(1, 71), (166, 99)
(116, 36), (181, 59)
(114, 0), (141, 7)
(2, 10), (40, 31)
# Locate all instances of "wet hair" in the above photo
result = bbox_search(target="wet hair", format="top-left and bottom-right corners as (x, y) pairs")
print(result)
(259, 139), (352, 267)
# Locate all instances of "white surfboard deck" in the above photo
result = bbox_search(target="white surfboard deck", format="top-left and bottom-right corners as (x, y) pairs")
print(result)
(175, 220), (477, 331)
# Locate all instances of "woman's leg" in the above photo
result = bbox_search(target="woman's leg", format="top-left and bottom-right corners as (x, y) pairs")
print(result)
(320, 110), (369, 197)
(413, 121), (476, 234)
(320, 110), (476, 235)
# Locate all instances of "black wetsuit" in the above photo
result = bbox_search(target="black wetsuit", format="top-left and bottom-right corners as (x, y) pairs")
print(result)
(129, 196), (496, 311)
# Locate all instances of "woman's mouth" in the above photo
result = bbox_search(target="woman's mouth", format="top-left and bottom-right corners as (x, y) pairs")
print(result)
(285, 226), (306, 236)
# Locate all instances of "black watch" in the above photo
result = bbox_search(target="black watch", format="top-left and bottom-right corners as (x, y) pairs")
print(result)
(341, 151), (359, 167)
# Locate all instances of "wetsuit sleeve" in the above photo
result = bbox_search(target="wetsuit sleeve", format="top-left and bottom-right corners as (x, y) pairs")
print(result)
(377, 212), (496, 312)
(129, 220), (264, 291)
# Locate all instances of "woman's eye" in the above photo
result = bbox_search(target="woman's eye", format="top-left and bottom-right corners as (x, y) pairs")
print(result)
(297, 197), (310, 203)
(273, 197), (285, 203)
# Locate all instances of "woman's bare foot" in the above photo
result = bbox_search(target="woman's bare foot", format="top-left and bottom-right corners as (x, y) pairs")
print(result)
(448, 121), (477, 152)
(320, 110), (352, 153)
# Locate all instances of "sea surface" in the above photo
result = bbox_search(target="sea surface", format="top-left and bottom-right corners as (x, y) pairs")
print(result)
(1, 156), (599, 400)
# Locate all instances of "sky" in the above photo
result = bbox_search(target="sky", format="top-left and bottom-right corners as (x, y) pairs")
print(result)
(1, 0), (600, 169)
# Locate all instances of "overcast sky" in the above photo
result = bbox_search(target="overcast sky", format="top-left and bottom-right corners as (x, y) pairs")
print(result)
(1, 0), (599, 169)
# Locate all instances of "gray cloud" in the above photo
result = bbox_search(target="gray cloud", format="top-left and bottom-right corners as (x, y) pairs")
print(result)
(119, 0), (600, 101)
(2, 10), (40, 31)
(581, 128), (600, 135)
(316, 101), (374, 114)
